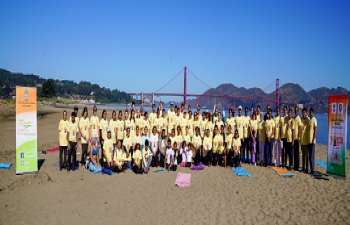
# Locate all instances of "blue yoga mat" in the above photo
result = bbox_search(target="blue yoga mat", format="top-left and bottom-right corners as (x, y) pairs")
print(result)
(0, 162), (11, 169)
(231, 167), (251, 177)
(280, 173), (294, 178)
(316, 160), (327, 168)
(153, 168), (165, 172)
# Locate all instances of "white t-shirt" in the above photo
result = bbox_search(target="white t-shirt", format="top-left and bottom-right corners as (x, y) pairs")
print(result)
(150, 134), (159, 153)
(185, 148), (192, 163)
(166, 148), (174, 164)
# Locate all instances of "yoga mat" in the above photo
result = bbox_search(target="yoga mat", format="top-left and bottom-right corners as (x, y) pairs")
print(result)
(231, 167), (251, 177)
(46, 146), (60, 154)
(153, 168), (165, 172)
(51, 162), (60, 167)
(175, 173), (191, 187)
(316, 160), (327, 169)
(191, 162), (204, 171)
(0, 162), (11, 169)
(272, 167), (294, 178)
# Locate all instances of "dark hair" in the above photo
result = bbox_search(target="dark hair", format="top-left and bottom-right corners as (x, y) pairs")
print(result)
(302, 107), (307, 112)
(63, 110), (67, 115)
(145, 139), (149, 146)
(309, 108), (314, 113)
(101, 109), (106, 118)
(71, 112), (75, 117)
(81, 107), (88, 117)
(257, 105), (261, 109)
(284, 105), (288, 110)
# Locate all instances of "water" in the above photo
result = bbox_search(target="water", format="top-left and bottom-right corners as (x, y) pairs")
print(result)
(105, 104), (350, 150)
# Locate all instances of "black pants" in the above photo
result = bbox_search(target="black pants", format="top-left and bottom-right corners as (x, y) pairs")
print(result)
(212, 152), (218, 165)
(67, 142), (77, 171)
(133, 165), (144, 174)
(227, 150), (232, 167)
(245, 138), (251, 163)
(217, 154), (224, 166)
(205, 150), (212, 166)
(185, 162), (191, 167)
(194, 149), (201, 166)
(265, 139), (272, 167)
(285, 142), (292, 168)
(59, 146), (67, 171)
(152, 150), (159, 167)
(113, 163), (128, 173)
(158, 152), (165, 167)
(231, 151), (240, 168)
(293, 140), (300, 171)
(240, 139), (246, 162)
(166, 163), (177, 171)
(81, 143), (88, 165)
(281, 138), (287, 167)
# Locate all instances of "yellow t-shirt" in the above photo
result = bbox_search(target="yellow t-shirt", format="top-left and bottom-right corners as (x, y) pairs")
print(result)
(187, 119), (194, 137)
(103, 138), (114, 162)
(216, 120), (224, 130)
(203, 136), (212, 149)
(109, 119), (117, 144)
(69, 116), (79, 126)
(226, 117), (236, 131)
(274, 116), (281, 140)
(99, 119), (109, 141)
(206, 122), (214, 138)
(192, 135), (202, 149)
(213, 115), (219, 124)
(167, 114), (175, 133)
(218, 134), (225, 154)
(200, 119), (207, 136)
(265, 119), (275, 138)
(212, 135), (221, 153)
(280, 116), (288, 139)
(79, 117), (90, 144)
(235, 116), (244, 139)
(133, 135), (142, 147)
(300, 117), (309, 145)
(232, 138), (241, 152)
(149, 112), (157, 128)
(258, 121), (266, 141)
(90, 115), (100, 137)
(154, 117), (162, 132)
(308, 117), (317, 144)
(58, 119), (69, 146)
(142, 119), (150, 132)
(124, 120), (131, 135)
(180, 117), (187, 136)
(114, 149), (125, 166)
(135, 118), (142, 131)
(132, 149), (142, 165)
(123, 136), (133, 152)
(286, 118), (294, 143)
(225, 133), (233, 150)
(129, 120), (136, 140)
(143, 149), (152, 166)
(68, 121), (79, 142)
(293, 115), (301, 140)
(116, 120), (124, 140)
(183, 134), (191, 146)
(243, 116), (250, 138)
(175, 134), (183, 146)
(169, 135), (176, 147)
(249, 119), (258, 135)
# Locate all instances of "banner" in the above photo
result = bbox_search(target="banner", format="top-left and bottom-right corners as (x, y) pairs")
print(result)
(16, 87), (38, 174)
(327, 95), (348, 178)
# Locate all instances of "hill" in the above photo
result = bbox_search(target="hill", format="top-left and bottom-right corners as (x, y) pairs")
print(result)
(0, 68), (132, 103)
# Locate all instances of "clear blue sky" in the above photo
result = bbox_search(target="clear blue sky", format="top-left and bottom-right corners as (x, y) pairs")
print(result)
(1, 0), (349, 100)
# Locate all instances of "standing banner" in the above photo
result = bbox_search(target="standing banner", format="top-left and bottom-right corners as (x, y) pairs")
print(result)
(327, 95), (348, 178)
(16, 87), (38, 174)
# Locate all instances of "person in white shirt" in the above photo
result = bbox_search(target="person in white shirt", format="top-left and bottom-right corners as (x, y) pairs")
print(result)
(184, 141), (193, 167)
(142, 140), (152, 174)
(150, 126), (159, 167)
(165, 139), (175, 171)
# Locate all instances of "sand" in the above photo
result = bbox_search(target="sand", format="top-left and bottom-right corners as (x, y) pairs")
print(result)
(0, 103), (349, 225)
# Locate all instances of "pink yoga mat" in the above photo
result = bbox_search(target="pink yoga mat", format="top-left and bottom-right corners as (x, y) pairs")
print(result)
(175, 173), (191, 187)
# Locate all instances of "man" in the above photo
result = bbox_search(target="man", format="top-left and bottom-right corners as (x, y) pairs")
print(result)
(308, 108), (317, 174)
(158, 129), (168, 167)
(265, 109), (275, 167)
(192, 127), (202, 166)
(90, 105), (100, 141)
(69, 105), (80, 125)
(264, 104), (271, 121)
(300, 108), (309, 173)
(142, 112), (150, 136)
(243, 107), (251, 163)
(79, 107), (90, 168)
(235, 106), (244, 163)
(293, 106), (301, 171)
(273, 107), (282, 167)
(280, 106), (288, 167)
(67, 112), (79, 173)
(103, 129), (114, 169)
(286, 109), (295, 170)
(116, 110), (124, 144)
(226, 109), (236, 135)
(149, 104), (157, 130)
(143, 140), (153, 173)
(123, 127), (133, 169)
(109, 110), (118, 149)
(58, 110), (69, 171)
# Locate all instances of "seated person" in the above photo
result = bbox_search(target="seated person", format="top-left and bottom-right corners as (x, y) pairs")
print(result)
(89, 136), (102, 174)
(184, 142), (193, 167)
(143, 140), (152, 174)
(113, 140), (127, 173)
(132, 143), (143, 174)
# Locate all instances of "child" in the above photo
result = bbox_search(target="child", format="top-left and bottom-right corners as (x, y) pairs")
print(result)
(172, 142), (179, 171)
(184, 142), (193, 167)
(143, 140), (152, 174)
(166, 139), (174, 171)
(180, 141), (188, 167)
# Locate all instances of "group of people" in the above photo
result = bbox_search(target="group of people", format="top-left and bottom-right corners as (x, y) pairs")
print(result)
(58, 101), (318, 175)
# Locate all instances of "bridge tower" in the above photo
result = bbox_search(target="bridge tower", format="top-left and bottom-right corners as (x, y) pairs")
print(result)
(184, 66), (187, 107)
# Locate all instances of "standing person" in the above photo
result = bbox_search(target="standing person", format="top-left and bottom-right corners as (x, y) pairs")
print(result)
(167, 103), (176, 135)
(134, 126), (143, 150)
(69, 105), (80, 125)
(232, 130), (241, 168)
(79, 107), (90, 169)
(200, 112), (207, 136)
(129, 109), (136, 140)
(149, 104), (157, 130)
(249, 112), (258, 166)
(90, 105), (100, 143)
(293, 106), (301, 171)
(265, 110), (275, 168)
(308, 108), (317, 175)
(188, 110), (194, 138)
(218, 125), (225, 167)
(286, 109), (295, 170)
(235, 106), (244, 163)
(300, 108), (310, 173)
(150, 126), (159, 167)
(203, 129), (212, 166)
(225, 125), (234, 168)
(103, 129), (114, 170)
(132, 143), (143, 174)
(142, 112), (150, 136)
(273, 107), (282, 167)
(142, 140), (152, 174)
(212, 125), (221, 167)
(109, 110), (118, 150)
(113, 140), (127, 174)
(258, 114), (266, 166)
(226, 109), (236, 136)
(192, 127), (202, 166)
(67, 112), (79, 173)
(280, 106), (288, 167)
(58, 110), (69, 171)
(123, 127), (133, 169)
(116, 110), (124, 145)
(243, 107), (251, 163)
(99, 110), (109, 164)
(158, 129), (168, 167)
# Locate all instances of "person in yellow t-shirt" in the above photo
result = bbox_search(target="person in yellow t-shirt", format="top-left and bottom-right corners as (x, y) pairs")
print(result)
(225, 125), (234, 168)
(258, 114), (266, 166)
(133, 125), (143, 150)
(232, 130), (241, 168)
(142, 112), (150, 136)
(109, 111), (118, 148)
(300, 108), (310, 173)
(79, 107), (90, 168)
(149, 104), (157, 130)
(249, 112), (258, 165)
(113, 140), (127, 173)
(154, 109), (163, 134)
(143, 140), (153, 174)
(203, 128), (212, 166)
(132, 143), (143, 174)
(67, 112), (79, 173)
(217, 125), (225, 167)
(273, 107), (282, 167)
(188, 111), (194, 138)
(293, 106), (301, 171)
(226, 109), (236, 136)
(58, 110), (69, 171)
(308, 108), (317, 174)
(90, 105), (100, 141)
(99, 110), (109, 159)
(243, 107), (251, 163)
(285, 109), (294, 170)
(265, 109), (275, 167)
(235, 107), (244, 161)
(280, 105), (288, 167)
(180, 111), (188, 137)
(129, 110), (136, 140)
(183, 126), (191, 146)
(116, 110), (124, 144)
(191, 126), (202, 166)
(103, 130), (114, 169)
(212, 125), (221, 167)
(123, 128), (133, 169)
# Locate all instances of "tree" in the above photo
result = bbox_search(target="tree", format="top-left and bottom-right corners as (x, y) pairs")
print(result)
(41, 79), (57, 98)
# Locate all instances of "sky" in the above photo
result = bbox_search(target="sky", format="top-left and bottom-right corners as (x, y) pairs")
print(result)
(0, 0), (349, 102)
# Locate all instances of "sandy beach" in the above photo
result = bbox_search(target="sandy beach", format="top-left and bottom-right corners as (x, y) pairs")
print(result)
(0, 103), (349, 225)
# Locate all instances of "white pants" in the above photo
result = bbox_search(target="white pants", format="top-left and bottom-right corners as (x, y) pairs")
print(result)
(273, 140), (282, 166)
(259, 141), (265, 164)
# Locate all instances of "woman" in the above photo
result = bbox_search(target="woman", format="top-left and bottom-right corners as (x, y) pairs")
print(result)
(258, 114), (266, 166)
(150, 126), (159, 167)
(217, 125), (225, 167)
(89, 137), (102, 174)
(129, 109), (136, 140)
(203, 128), (213, 166)
(58, 110), (69, 171)
(175, 125), (183, 164)
(113, 140), (127, 173)
(132, 143), (143, 174)
(212, 125), (221, 167)
(109, 110), (117, 150)
(90, 105), (100, 142)
(232, 130), (241, 168)
(99, 110), (109, 160)
(158, 129), (168, 167)
(188, 111), (194, 138)
(79, 107), (90, 169)
(249, 112), (258, 166)
(191, 126), (202, 166)
(225, 125), (234, 168)
(184, 141), (192, 167)
(116, 110), (124, 145)
(165, 139), (175, 171)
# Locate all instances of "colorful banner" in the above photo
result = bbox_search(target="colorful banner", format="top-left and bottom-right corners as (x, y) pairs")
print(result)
(16, 87), (38, 174)
(327, 95), (348, 178)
